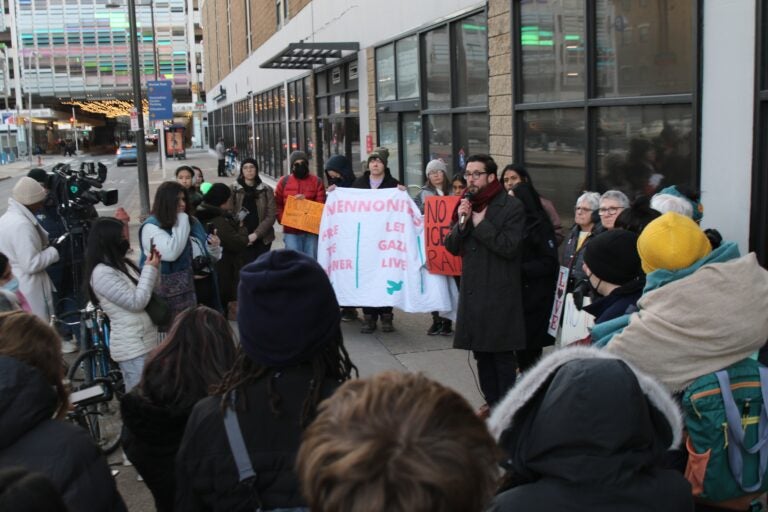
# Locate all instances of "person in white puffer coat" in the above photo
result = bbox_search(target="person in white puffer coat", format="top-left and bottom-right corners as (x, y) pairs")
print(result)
(85, 217), (161, 391)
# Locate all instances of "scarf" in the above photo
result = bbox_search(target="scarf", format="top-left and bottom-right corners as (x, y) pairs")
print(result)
(451, 178), (503, 223)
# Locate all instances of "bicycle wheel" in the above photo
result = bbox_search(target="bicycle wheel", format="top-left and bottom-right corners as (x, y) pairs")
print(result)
(82, 399), (122, 455)
(67, 348), (97, 385)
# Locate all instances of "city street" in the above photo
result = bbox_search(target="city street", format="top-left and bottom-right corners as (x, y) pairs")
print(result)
(0, 149), (484, 511)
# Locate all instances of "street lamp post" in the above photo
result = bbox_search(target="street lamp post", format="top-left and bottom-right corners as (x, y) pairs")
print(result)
(127, 0), (150, 217)
(26, 51), (37, 166)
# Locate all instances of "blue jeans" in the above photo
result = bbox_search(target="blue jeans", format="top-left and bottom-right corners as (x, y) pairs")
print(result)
(119, 354), (148, 393)
(283, 233), (318, 259)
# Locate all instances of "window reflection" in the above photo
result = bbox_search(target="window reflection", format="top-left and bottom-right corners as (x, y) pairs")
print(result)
(522, 109), (586, 224)
(402, 113), (423, 187)
(596, 0), (693, 97)
(596, 105), (693, 197)
(520, 0), (585, 103)
(424, 26), (450, 109)
(427, 114), (452, 170)
(396, 36), (419, 99)
(455, 13), (488, 107)
(378, 113), (400, 178)
(376, 44), (395, 101)
(454, 112), (489, 175)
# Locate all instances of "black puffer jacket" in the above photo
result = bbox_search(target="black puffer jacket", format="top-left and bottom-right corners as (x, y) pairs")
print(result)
(121, 390), (192, 512)
(486, 346), (693, 512)
(0, 356), (127, 512)
(175, 364), (340, 511)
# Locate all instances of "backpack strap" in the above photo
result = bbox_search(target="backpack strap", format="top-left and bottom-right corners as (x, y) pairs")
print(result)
(716, 366), (768, 493)
(222, 397), (257, 483)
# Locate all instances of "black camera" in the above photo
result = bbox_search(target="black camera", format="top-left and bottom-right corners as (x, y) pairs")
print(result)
(49, 161), (118, 221)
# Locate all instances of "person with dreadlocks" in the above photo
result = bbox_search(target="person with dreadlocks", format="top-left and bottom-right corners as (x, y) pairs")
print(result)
(175, 249), (357, 512)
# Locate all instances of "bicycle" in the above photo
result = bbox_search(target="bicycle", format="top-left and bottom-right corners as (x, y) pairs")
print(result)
(55, 303), (124, 454)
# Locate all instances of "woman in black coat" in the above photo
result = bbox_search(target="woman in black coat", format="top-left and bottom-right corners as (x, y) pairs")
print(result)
(511, 182), (559, 372)
(120, 306), (237, 512)
(0, 311), (127, 512)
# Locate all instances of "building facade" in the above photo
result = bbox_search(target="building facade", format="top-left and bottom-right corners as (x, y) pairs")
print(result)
(0, 0), (205, 152)
(202, 0), (767, 265)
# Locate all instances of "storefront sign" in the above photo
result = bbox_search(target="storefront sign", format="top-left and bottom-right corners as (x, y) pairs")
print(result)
(318, 188), (457, 313)
(424, 196), (462, 276)
(282, 196), (324, 234)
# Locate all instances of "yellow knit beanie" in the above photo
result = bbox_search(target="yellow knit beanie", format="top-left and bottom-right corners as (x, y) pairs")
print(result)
(637, 212), (712, 274)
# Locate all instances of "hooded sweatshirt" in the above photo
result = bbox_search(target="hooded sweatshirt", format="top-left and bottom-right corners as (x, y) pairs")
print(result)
(487, 346), (693, 512)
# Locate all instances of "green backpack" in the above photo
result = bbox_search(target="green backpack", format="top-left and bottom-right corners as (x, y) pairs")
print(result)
(682, 358), (768, 503)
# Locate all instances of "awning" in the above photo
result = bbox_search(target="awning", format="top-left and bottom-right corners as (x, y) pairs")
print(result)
(260, 42), (359, 70)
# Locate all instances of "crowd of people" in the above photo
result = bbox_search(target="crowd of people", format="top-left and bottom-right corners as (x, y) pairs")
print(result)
(0, 147), (767, 512)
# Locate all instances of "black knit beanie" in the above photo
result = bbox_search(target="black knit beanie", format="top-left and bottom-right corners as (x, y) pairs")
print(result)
(203, 182), (232, 207)
(237, 250), (341, 367)
(583, 230), (643, 285)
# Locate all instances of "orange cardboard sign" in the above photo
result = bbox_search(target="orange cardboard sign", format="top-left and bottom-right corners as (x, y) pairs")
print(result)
(424, 195), (462, 276)
(282, 196), (325, 235)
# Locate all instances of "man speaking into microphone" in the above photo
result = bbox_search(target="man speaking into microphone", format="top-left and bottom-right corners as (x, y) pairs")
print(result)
(445, 154), (525, 414)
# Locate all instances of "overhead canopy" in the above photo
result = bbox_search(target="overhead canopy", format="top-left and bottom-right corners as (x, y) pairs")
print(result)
(260, 42), (359, 70)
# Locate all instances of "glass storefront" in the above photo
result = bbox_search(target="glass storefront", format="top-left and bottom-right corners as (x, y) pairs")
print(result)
(514, 0), (697, 224)
(316, 59), (360, 175)
(375, 8), (489, 187)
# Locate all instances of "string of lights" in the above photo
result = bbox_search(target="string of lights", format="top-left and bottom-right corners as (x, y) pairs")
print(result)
(61, 98), (149, 118)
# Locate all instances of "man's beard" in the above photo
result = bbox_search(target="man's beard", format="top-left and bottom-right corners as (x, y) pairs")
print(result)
(468, 184), (482, 194)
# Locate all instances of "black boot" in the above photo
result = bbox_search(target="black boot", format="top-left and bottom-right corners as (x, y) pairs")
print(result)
(360, 314), (377, 334)
(427, 314), (442, 336)
(439, 318), (453, 336)
(380, 313), (394, 333)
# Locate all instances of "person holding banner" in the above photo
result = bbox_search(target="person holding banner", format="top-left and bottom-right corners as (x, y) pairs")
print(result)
(324, 155), (359, 323)
(275, 151), (326, 258)
(352, 147), (402, 334)
(416, 159), (454, 336)
(445, 154), (525, 409)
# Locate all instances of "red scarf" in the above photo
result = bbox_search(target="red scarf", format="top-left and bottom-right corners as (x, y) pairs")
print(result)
(451, 178), (504, 223)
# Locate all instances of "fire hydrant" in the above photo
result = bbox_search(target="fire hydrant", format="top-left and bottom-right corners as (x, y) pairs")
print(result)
(115, 207), (131, 252)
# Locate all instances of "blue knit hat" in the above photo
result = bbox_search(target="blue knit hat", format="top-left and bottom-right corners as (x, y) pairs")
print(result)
(237, 250), (341, 367)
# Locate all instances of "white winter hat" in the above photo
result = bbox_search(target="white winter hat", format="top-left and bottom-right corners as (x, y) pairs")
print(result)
(12, 177), (47, 205)
(425, 159), (447, 175)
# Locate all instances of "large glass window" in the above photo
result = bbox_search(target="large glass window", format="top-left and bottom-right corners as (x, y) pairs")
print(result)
(424, 26), (450, 109)
(375, 9), (488, 186)
(595, 0), (693, 97)
(396, 36), (419, 99)
(454, 14), (488, 107)
(514, 0), (697, 223)
(376, 44), (395, 101)
(519, 1), (584, 103)
(316, 60), (359, 174)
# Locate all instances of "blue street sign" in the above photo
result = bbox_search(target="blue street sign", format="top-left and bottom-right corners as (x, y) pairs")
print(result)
(148, 80), (173, 121)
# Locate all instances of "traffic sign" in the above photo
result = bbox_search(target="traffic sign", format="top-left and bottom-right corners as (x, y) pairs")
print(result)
(148, 80), (173, 121)
(130, 108), (139, 131)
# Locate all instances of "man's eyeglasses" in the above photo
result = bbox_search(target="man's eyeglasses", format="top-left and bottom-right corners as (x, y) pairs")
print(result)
(598, 206), (623, 216)
(574, 207), (593, 213)
(464, 171), (488, 179)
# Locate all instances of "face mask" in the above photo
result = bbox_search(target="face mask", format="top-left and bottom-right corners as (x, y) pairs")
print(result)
(293, 162), (309, 179)
(117, 239), (130, 256)
(2, 277), (19, 293)
(327, 176), (342, 186)
(586, 272), (603, 297)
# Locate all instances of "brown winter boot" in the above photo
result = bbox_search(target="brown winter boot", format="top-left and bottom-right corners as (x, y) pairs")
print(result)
(380, 313), (394, 333)
(360, 315), (377, 334)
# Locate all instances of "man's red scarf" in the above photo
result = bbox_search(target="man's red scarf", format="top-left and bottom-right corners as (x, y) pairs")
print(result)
(451, 178), (504, 223)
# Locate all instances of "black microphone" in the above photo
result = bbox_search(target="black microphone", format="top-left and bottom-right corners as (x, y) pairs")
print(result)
(459, 192), (474, 225)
